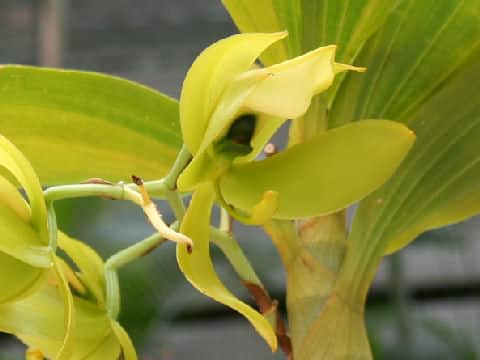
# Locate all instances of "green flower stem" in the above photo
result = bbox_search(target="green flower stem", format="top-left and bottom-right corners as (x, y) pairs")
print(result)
(43, 181), (167, 203)
(165, 190), (186, 220)
(210, 227), (262, 286)
(163, 145), (192, 191)
(211, 226), (293, 357)
(104, 228), (174, 319)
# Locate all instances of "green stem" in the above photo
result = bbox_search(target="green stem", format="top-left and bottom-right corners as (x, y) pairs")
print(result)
(210, 227), (262, 286)
(43, 180), (168, 203)
(163, 145), (192, 190)
(104, 229), (174, 319)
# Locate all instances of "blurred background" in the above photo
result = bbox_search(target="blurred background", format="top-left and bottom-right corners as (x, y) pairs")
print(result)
(0, 1), (479, 359)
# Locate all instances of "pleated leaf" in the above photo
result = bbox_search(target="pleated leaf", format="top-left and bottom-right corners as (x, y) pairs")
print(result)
(331, 0), (480, 310)
(225, 0), (398, 60)
(0, 65), (182, 185)
(329, 0), (480, 259)
(221, 0), (288, 65)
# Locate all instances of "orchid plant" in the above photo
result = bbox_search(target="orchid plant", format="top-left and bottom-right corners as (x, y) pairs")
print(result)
(0, 0), (479, 359)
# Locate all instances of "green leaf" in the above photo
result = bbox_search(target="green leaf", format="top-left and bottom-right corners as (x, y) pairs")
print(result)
(329, 0), (480, 256)
(221, 0), (289, 65)
(269, 0), (397, 60)
(219, 120), (414, 219)
(177, 183), (277, 351)
(0, 65), (182, 185)
(333, 1), (480, 304)
(330, 0), (480, 128)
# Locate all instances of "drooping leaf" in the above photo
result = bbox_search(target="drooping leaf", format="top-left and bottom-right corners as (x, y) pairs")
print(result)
(177, 183), (277, 351)
(219, 120), (414, 219)
(0, 65), (182, 185)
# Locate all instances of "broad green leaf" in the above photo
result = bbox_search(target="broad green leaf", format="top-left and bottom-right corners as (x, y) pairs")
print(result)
(270, 0), (397, 60)
(177, 183), (277, 351)
(0, 65), (182, 185)
(179, 32), (287, 154)
(219, 120), (414, 219)
(328, 0), (480, 259)
(337, 56), (480, 306)
(58, 233), (106, 305)
(330, 0), (480, 128)
(221, 0), (288, 65)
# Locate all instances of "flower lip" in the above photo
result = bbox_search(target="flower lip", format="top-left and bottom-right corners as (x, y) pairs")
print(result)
(213, 112), (257, 158)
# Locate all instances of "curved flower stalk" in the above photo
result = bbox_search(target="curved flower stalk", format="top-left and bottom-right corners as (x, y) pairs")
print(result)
(175, 32), (415, 350)
(0, 233), (136, 360)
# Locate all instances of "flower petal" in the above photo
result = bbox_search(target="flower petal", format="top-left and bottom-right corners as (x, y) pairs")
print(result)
(180, 32), (287, 154)
(177, 183), (277, 350)
(110, 321), (138, 360)
(219, 120), (415, 219)
(243, 46), (365, 119)
(58, 233), (106, 306)
(0, 135), (48, 243)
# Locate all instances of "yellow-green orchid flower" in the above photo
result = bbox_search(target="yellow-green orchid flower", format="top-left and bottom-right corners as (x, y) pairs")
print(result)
(0, 135), (76, 359)
(0, 233), (136, 360)
(174, 32), (415, 351)
(0, 135), (51, 304)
